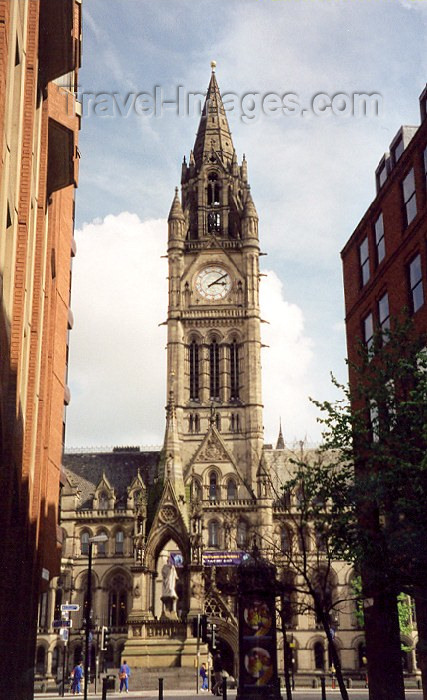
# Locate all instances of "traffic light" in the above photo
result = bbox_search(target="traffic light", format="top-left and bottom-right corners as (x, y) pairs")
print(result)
(206, 622), (218, 650)
(200, 614), (208, 643)
(101, 626), (111, 651)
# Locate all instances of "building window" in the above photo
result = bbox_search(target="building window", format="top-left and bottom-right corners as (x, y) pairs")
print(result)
(209, 340), (220, 400)
(369, 400), (379, 443)
(374, 213), (385, 265)
(363, 312), (374, 351)
(207, 173), (221, 205)
(98, 492), (108, 510)
(38, 592), (48, 628)
(230, 340), (239, 400)
(393, 138), (404, 164)
(97, 533), (107, 556)
(231, 413), (240, 432)
(378, 292), (390, 342)
(52, 646), (60, 675)
(215, 413), (221, 431)
(209, 472), (218, 502)
(115, 530), (124, 555)
(237, 520), (248, 548)
(80, 531), (89, 556)
(208, 520), (219, 547)
(402, 168), (417, 227)
(189, 341), (199, 401)
(281, 528), (292, 554)
(108, 576), (128, 627)
(359, 237), (370, 287)
(314, 642), (325, 670)
(227, 479), (237, 501)
(208, 211), (221, 233)
(409, 254), (424, 313)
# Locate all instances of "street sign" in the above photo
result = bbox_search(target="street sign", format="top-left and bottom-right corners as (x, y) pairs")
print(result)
(53, 619), (72, 628)
(61, 604), (80, 612)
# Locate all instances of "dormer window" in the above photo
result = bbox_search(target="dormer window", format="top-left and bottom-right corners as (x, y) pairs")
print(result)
(99, 492), (108, 510)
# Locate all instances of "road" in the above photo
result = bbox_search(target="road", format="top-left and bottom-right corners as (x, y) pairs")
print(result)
(34, 690), (424, 700)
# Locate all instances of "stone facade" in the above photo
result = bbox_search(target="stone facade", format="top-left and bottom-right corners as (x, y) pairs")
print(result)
(35, 67), (419, 690)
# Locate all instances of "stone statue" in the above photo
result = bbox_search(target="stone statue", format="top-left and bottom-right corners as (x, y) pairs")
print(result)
(161, 563), (178, 599)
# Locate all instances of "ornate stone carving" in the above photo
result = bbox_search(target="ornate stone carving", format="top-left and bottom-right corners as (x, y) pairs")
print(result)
(197, 434), (228, 462)
(159, 504), (178, 524)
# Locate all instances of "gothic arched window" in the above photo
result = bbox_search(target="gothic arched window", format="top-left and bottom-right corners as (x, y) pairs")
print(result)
(108, 575), (128, 627)
(237, 520), (248, 548)
(209, 472), (218, 502)
(207, 173), (221, 206)
(208, 520), (219, 547)
(189, 340), (199, 401)
(97, 531), (107, 556)
(314, 641), (325, 670)
(209, 340), (220, 400)
(80, 531), (90, 556)
(281, 528), (292, 554)
(227, 479), (237, 501)
(115, 530), (124, 555)
(230, 340), (239, 400)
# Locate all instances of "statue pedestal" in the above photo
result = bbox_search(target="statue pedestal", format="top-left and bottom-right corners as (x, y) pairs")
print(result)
(160, 595), (178, 620)
(122, 619), (207, 669)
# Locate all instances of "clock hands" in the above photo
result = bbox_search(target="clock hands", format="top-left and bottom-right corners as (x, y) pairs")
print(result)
(208, 273), (228, 288)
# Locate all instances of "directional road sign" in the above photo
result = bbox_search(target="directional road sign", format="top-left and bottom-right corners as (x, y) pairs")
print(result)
(53, 619), (72, 628)
(60, 604), (80, 612)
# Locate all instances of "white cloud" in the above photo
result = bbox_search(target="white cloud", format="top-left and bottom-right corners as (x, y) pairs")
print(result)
(66, 214), (316, 448)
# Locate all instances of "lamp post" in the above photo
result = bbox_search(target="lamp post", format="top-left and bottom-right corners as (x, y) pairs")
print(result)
(84, 534), (108, 700)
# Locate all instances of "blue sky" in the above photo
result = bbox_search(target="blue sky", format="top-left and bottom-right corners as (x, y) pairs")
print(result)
(65, 0), (427, 449)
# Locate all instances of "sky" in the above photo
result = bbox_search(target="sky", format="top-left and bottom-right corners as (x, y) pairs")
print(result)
(65, 0), (427, 450)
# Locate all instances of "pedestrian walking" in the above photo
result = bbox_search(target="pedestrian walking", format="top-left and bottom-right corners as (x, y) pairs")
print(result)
(211, 652), (222, 696)
(200, 662), (209, 691)
(119, 659), (131, 693)
(71, 662), (84, 695)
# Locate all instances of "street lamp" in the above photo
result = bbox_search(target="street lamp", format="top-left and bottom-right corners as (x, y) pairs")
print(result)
(84, 534), (108, 700)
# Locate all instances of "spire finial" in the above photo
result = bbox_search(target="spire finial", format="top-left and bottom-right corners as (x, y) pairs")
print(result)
(211, 60), (216, 72)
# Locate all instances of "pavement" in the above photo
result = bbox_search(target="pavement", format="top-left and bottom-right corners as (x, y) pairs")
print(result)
(33, 689), (425, 700)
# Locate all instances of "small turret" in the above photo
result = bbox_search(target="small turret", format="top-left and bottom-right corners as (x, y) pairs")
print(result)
(241, 154), (248, 182)
(168, 187), (185, 222)
(276, 420), (285, 450)
(168, 187), (186, 245)
(243, 186), (258, 220)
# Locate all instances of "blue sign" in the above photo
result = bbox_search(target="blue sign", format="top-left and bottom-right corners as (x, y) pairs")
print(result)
(53, 620), (72, 628)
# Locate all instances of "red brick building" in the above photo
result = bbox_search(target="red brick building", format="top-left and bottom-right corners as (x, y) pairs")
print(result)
(341, 86), (427, 699)
(342, 85), (427, 374)
(0, 1), (81, 697)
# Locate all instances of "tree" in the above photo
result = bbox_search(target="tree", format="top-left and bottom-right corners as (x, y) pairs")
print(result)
(307, 316), (427, 700)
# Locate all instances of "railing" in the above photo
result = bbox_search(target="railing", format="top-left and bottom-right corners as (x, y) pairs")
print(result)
(145, 620), (187, 639)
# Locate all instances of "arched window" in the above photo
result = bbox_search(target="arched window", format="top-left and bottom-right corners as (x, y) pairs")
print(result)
(97, 532), (107, 556)
(209, 340), (220, 400)
(209, 472), (218, 502)
(98, 492), (108, 510)
(35, 646), (46, 675)
(108, 575), (128, 627)
(80, 531), (89, 556)
(227, 479), (237, 501)
(314, 641), (325, 670)
(208, 520), (219, 547)
(52, 646), (61, 675)
(115, 530), (124, 555)
(189, 341), (199, 400)
(207, 173), (221, 206)
(237, 520), (248, 548)
(281, 528), (292, 554)
(230, 340), (239, 400)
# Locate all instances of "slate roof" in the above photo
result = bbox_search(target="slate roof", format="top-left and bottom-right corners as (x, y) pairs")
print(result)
(63, 449), (160, 509)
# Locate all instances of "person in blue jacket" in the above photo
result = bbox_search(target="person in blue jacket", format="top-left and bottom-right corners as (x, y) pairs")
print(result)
(119, 659), (131, 693)
(71, 662), (83, 695)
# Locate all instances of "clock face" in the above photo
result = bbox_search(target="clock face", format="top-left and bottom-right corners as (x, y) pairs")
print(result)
(195, 265), (232, 301)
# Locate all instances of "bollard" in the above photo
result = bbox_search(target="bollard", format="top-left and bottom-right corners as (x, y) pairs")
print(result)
(159, 677), (164, 700)
(222, 676), (227, 700)
(331, 673), (336, 689)
(101, 677), (107, 700)
(320, 675), (327, 700)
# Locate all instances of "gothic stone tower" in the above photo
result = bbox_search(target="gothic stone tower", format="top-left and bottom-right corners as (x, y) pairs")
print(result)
(165, 63), (264, 491)
(124, 65), (273, 673)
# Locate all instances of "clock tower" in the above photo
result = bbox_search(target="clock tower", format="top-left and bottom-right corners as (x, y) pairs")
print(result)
(166, 62), (264, 490)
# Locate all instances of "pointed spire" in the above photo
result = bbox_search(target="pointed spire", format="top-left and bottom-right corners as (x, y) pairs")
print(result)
(193, 63), (234, 168)
(276, 419), (285, 450)
(159, 375), (185, 499)
(168, 187), (185, 222)
(243, 186), (258, 219)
